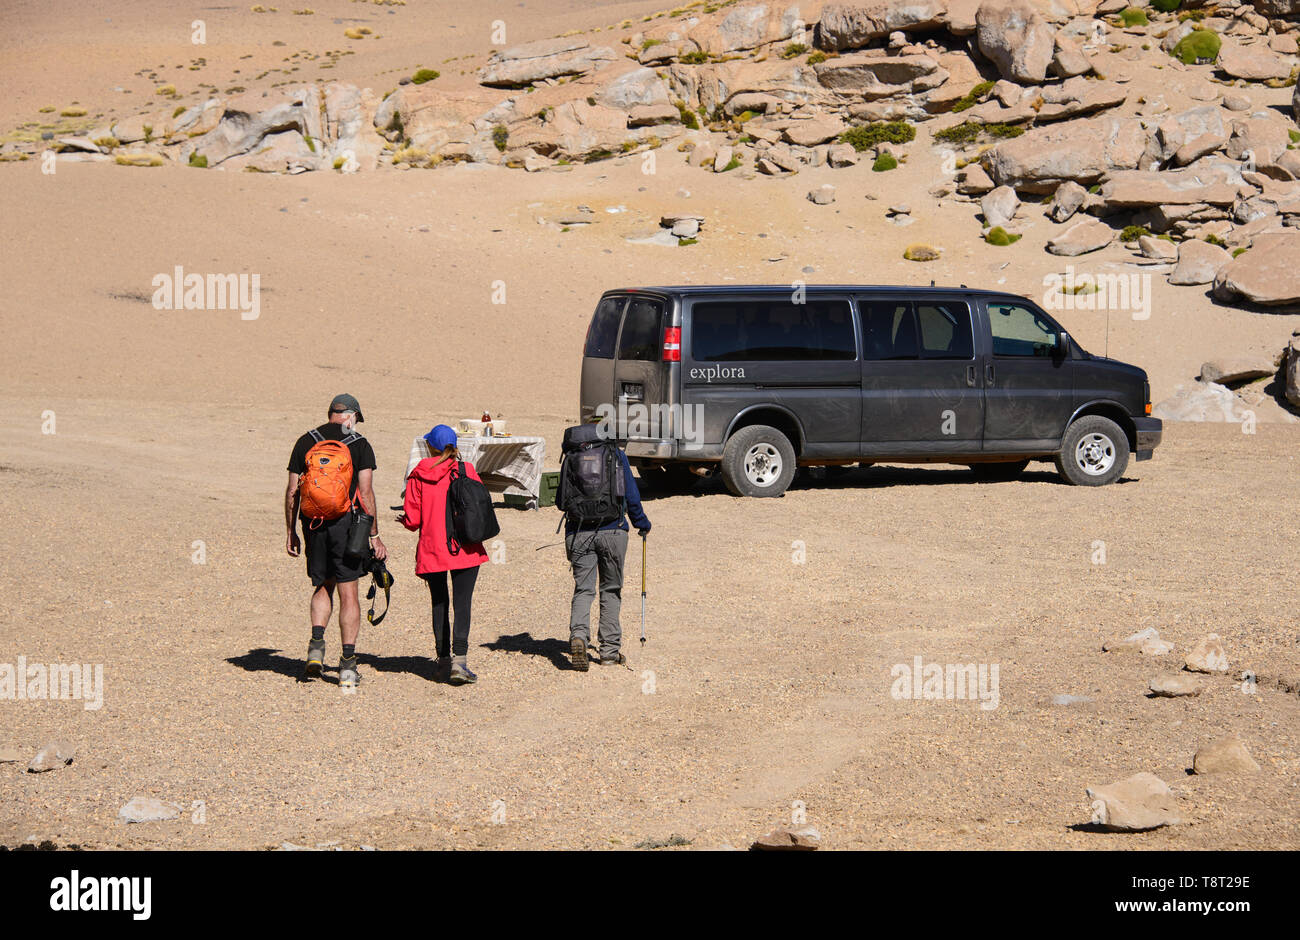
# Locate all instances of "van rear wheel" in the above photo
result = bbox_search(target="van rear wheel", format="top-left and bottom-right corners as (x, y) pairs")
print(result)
(1055, 415), (1129, 486)
(721, 425), (797, 498)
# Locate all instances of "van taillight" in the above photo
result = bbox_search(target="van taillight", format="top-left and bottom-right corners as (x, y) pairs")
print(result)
(662, 326), (681, 362)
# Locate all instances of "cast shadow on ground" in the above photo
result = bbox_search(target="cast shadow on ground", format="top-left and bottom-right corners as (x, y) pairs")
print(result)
(481, 632), (576, 671)
(639, 463), (1135, 499)
(226, 647), (446, 684)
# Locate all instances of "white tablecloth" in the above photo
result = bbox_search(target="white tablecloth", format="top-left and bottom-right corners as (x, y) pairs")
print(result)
(403, 434), (548, 503)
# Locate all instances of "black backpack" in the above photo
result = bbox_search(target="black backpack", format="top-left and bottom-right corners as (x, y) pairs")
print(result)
(556, 424), (626, 530)
(445, 461), (500, 555)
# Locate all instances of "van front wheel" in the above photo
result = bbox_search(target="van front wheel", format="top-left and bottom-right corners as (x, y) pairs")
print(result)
(1055, 415), (1129, 486)
(721, 425), (797, 498)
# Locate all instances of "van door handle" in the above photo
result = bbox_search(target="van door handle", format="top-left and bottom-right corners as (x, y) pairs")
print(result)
(966, 364), (977, 387)
(985, 364), (996, 385)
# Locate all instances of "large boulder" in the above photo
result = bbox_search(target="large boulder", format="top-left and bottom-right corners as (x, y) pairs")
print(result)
(816, 1), (948, 50)
(1153, 382), (1251, 421)
(595, 67), (672, 110)
(1213, 231), (1300, 304)
(690, 2), (806, 54)
(783, 115), (849, 146)
(1193, 736), (1261, 775)
(1046, 218), (1115, 256)
(1217, 40), (1295, 82)
(1169, 239), (1231, 286)
(324, 83), (385, 171)
(976, 0), (1056, 85)
(1226, 116), (1292, 166)
(378, 86), (492, 157)
(982, 115), (1145, 191)
(193, 86), (323, 167)
(814, 53), (948, 98)
(479, 38), (618, 87)
(1099, 167), (1248, 209)
(1035, 77), (1127, 122)
(1085, 772), (1181, 832)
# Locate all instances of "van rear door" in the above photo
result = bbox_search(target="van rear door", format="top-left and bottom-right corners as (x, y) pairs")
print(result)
(579, 294), (625, 424)
(611, 293), (675, 441)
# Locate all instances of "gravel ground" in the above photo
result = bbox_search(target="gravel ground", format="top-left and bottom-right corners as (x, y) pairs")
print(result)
(1, 406), (1296, 850)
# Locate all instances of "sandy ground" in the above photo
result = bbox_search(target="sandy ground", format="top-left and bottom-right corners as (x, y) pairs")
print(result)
(1, 1), (1298, 851)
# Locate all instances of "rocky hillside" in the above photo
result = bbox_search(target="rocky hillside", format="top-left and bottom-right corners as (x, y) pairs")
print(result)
(8, 0), (1300, 412)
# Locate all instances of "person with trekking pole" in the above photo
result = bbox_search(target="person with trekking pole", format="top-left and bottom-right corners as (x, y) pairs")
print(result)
(285, 394), (385, 689)
(398, 424), (492, 686)
(555, 424), (651, 671)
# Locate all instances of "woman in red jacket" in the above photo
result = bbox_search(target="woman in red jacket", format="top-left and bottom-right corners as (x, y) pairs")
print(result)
(400, 424), (489, 685)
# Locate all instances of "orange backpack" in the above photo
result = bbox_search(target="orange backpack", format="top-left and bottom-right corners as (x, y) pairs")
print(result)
(299, 429), (358, 525)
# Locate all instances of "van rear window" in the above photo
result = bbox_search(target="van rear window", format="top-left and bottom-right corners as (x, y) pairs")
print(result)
(617, 298), (664, 361)
(690, 299), (856, 361)
(584, 296), (623, 359)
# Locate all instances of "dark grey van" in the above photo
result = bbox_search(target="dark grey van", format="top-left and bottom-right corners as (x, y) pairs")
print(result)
(579, 285), (1162, 497)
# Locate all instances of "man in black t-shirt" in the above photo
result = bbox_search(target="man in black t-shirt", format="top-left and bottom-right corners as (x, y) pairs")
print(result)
(285, 393), (386, 688)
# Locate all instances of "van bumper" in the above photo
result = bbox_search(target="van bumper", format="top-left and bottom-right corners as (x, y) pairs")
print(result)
(1133, 416), (1162, 462)
(625, 438), (678, 460)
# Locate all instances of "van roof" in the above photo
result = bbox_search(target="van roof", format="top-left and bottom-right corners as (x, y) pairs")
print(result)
(612, 285), (1026, 299)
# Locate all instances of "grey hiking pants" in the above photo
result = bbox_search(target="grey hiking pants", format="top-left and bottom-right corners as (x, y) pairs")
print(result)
(566, 527), (628, 656)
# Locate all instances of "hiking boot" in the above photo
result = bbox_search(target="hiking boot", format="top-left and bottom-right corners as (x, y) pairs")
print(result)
(304, 639), (326, 678)
(448, 661), (477, 686)
(599, 651), (626, 666)
(338, 656), (360, 689)
(570, 636), (589, 672)
(433, 657), (451, 683)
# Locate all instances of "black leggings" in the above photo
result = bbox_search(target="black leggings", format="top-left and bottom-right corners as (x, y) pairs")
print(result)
(421, 567), (479, 658)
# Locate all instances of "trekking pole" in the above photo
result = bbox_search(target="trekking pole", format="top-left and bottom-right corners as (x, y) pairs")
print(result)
(640, 531), (647, 647)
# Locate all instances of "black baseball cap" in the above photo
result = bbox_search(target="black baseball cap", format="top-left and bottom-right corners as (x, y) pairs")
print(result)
(329, 393), (364, 422)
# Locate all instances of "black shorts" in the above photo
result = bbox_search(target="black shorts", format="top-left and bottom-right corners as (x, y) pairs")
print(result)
(302, 513), (366, 587)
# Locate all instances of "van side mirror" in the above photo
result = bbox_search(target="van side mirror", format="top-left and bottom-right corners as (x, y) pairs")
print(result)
(1056, 331), (1070, 357)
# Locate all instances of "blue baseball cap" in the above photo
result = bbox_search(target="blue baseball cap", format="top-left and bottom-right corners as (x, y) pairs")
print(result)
(423, 424), (458, 451)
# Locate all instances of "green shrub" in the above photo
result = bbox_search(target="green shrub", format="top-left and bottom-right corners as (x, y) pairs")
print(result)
(952, 80), (995, 113)
(839, 121), (915, 152)
(781, 43), (808, 59)
(1151, 0), (1181, 11)
(1172, 30), (1220, 65)
(872, 152), (898, 172)
(807, 50), (827, 65)
(1204, 233), (1226, 247)
(719, 156), (742, 172)
(933, 122), (981, 145)
(1118, 8), (1149, 26)
(985, 226), (1021, 246)
(1120, 225), (1151, 242)
(411, 68), (440, 84)
(492, 124), (509, 151)
(173, 105), (187, 118)
(677, 103), (700, 129)
(1232, 247), (1248, 257)
(188, 151), (208, 168)
(678, 237), (699, 246)
(680, 50), (709, 64)
(903, 244), (940, 262)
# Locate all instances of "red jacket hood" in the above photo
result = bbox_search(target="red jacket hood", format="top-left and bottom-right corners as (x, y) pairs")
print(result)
(410, 456), (458, 484)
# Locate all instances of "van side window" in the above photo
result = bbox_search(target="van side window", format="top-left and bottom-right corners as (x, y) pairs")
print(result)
(989, 303), (1059, 357)
(691, 300), (856, 361)
(617, 298), (664, 362)
(860, 301), (918, 360)
(916, 302), (974, 360)
(584, 296), (624, 360)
